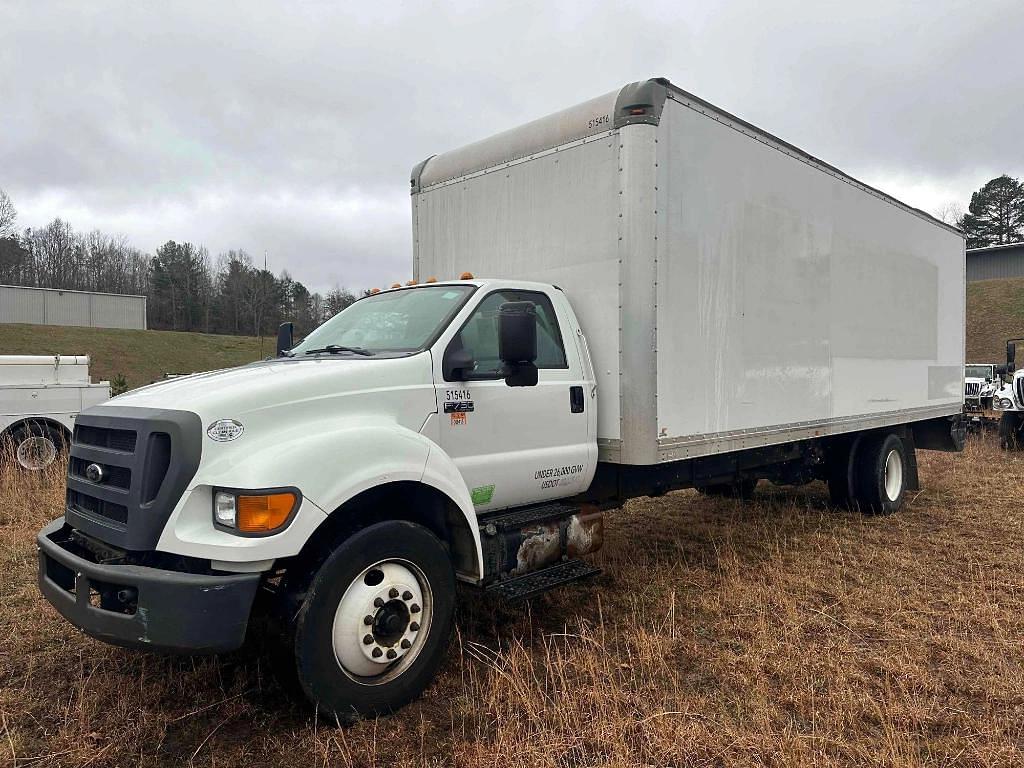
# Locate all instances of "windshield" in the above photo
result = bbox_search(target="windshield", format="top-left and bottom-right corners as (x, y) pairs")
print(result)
(965, 365), (993, 379)
(289, 285), (475, 356)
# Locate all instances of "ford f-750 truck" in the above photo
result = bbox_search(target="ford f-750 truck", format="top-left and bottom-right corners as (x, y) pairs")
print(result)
(38, 78), (966, 721)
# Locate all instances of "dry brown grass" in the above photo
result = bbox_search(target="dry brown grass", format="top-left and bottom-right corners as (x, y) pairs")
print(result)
(2, 438), (1023, 767)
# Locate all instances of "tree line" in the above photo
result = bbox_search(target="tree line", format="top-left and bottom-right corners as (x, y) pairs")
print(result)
(0, 190), (360, 337)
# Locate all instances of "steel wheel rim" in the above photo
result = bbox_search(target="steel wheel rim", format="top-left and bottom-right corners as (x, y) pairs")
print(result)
(883, 448), (903, 502)
(331, 558), (433, 686)
(16, 436), (57, 470)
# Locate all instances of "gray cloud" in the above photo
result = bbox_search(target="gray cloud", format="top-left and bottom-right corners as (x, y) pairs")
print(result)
(3, 0), (1022, 292)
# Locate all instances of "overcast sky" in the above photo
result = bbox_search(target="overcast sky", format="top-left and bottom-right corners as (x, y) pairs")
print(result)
(3, 0), (1022, 293)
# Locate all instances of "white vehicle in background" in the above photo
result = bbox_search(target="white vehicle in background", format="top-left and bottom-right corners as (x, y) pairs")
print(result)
(0, 355), (110, 470)
(964, 363), (998, 413)
(963, 363), (999, 431)
(993, 339), (1024, 449)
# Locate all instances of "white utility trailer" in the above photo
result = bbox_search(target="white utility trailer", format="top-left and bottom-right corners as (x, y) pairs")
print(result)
(0, 355), (110, 469)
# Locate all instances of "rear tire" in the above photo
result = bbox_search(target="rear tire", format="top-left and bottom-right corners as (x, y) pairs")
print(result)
(853, 433), (907, 515)
(292, 520), (456, 723)
(8, 421), (65, 471)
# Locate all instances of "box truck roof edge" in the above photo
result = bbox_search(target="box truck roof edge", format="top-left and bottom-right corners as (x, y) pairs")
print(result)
(410, 76), (962, 239)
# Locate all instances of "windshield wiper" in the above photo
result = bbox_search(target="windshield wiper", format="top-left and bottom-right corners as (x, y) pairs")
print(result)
(302, 344), (373, 357)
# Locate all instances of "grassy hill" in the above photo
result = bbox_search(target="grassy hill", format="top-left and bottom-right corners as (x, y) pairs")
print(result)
(0, 323), (265, 389)
(966, 277), (1024, 363)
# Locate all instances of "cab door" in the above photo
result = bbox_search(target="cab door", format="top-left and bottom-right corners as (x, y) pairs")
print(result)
(433, 288), (594, 512)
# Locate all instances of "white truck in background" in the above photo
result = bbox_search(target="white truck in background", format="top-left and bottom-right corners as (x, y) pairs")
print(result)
(38, 77), (965, 722)
(1, 355), (110, 470)
(993, 339), (1024, 448)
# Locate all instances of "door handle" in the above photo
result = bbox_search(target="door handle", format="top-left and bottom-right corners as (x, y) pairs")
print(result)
(570, 385), (585, 413)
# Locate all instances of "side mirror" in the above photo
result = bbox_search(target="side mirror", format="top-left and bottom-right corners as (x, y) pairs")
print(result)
(443, 348), (475, 381)
(276, 322), (294, 357)
(1008, 342), (1017, 370)
(995, 364), (1009, 377)
(499, 301), (538, 387)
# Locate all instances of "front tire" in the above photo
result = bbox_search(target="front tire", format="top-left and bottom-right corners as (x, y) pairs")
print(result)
(854, 433), (908, 515)
(292, 520), (456, 722)
(999, 413), (1022, 450)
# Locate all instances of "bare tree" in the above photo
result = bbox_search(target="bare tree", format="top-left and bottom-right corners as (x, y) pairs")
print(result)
(934, 201), (965, 228)
(0, 189), (17, 237)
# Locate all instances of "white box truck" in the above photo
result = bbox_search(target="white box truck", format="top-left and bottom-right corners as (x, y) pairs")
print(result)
(1, 355), (110, 470)
(37, 78), (965, 722)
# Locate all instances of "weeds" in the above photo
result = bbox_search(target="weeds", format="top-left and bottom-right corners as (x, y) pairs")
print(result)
(1, 436), (1022, 766)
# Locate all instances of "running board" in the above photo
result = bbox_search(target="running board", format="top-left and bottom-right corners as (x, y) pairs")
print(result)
(484, 559), (601, 603)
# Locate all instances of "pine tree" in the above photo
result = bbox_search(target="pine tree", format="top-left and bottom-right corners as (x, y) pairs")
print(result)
(959, 175), (1024, 248)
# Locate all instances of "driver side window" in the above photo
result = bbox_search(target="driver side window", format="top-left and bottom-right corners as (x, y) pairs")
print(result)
(449, 290), (567, 377)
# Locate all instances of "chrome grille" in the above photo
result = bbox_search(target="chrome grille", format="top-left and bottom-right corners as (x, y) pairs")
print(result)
(965, 382), (981, 398)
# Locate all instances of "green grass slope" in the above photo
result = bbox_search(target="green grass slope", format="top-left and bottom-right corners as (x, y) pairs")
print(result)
(0, 323), (265, 389)
(966, 277), (1024, 363)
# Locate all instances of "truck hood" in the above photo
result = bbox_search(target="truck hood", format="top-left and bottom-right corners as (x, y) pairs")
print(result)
(97, 353), (437, 427)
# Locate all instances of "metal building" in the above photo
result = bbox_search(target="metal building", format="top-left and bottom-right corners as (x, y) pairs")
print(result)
(0, 285), (147, 329)
(966, 243), (1024, 282)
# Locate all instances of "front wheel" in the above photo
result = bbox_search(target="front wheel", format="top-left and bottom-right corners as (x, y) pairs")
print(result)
(999, 413), (1022, 450)
(292, 520), (456, 722)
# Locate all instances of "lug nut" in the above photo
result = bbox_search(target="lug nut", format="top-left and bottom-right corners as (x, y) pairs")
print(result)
(401, 639), (411, 649)
(410, 604), (421, 613)
(410, 621), (420, 632)
(372, 647), (383, 658)
(363, 634), (373, 645)
(402, 590), (413, 601)
(363, 614), (374, 625)
(386, 648), (397, 659)
(389, 587), (399, 599)
(374, 597), (384, 608)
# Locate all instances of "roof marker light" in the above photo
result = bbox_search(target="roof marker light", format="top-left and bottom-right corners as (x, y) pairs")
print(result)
(391, 282), (402, 288)
(369, 288), (380, 294)
(406, 280), (418, 286)
(460, 271), (474, 280)
(425, 276), (437, 283)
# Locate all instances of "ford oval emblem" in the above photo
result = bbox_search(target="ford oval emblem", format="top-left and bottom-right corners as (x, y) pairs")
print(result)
(207, 419), (244, 442)
(85, 463), (105, 483)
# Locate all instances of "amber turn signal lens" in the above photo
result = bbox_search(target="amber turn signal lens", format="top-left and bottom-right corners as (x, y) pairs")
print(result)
(459, 271), (474, 280)
(236, 492), (296, 533)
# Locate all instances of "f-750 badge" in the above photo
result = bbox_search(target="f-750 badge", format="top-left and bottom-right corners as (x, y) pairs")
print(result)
(443, 401), (474, 413)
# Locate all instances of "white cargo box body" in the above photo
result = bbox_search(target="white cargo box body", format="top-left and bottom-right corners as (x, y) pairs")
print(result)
(411, 78), (965, 465)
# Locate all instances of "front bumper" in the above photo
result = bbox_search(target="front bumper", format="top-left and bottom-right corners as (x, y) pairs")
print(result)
(37, 518), (261, 653)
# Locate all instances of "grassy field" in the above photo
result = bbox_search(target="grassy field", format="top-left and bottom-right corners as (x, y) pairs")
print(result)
(0, 324), (265, 390)
(966, 277), (1024, 363)
(2, 436), (1023, 766)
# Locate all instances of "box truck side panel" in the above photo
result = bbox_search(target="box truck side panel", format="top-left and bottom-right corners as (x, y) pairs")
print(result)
(652, 95), (965, 460)
(414, 133), (624, 440)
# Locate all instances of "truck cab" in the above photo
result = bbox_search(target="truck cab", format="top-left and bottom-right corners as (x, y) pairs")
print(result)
(38, 279), (601, 719)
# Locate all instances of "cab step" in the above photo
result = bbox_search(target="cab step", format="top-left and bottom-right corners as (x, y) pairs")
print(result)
(484, 558), (601, 603)
(477, 502), (579, 533)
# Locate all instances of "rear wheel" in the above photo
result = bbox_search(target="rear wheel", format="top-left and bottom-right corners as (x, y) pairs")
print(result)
(292, 520), (455, 722)
(8, 421), (65, 471)
(853, 433), (907, 515)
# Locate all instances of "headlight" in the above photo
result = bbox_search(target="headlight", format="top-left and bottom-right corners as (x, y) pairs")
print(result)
(997, 398), (1014, 409)
(213, 488), (300, 535)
